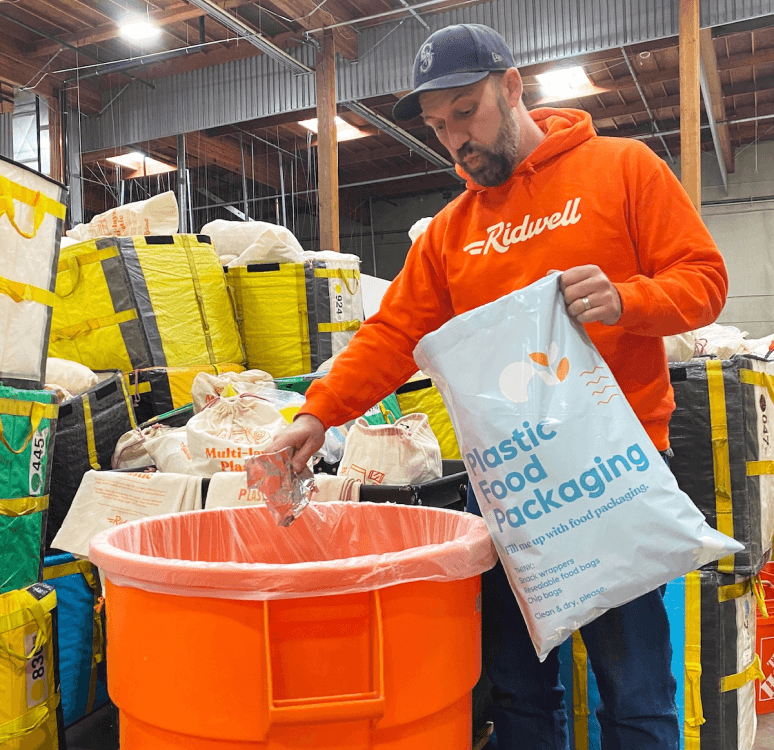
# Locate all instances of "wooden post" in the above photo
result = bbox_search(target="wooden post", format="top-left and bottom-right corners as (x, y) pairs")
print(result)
(48, 94), (63, 183)
(316, 28), (340, 252)
(680, 0), (702, 212)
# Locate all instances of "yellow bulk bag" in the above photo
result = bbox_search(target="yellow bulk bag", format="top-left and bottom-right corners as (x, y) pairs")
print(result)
(49, 235), (244, 372)
(396, 376), (461, 460)
(225, 252), (364, 378)
(0, 582), (64, 749)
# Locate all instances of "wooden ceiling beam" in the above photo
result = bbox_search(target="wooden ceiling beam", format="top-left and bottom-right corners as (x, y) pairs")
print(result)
(717, 45), (774, 72)
(26, 0), (251, 58)
(263, 0), (358, 59)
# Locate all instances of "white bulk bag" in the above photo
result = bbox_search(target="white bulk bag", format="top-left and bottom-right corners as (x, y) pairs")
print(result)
(0, 157), (67, 389)
(66, 191), (178, 241)
(338, 413), (442, 485)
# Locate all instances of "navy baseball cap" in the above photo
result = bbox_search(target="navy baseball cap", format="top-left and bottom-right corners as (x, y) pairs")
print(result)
(393, 24), (515, 121)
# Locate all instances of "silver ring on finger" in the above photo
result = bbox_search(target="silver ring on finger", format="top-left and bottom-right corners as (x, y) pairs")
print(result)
(581, 296), (591, 312)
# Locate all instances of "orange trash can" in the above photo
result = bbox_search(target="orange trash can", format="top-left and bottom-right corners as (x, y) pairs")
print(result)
(757, 578), (774, 714)
(90, 502), (497, 749)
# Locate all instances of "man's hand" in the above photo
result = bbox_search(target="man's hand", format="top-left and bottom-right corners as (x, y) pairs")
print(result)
(269, 414), (326, 473)
(559, 265), (622, 325)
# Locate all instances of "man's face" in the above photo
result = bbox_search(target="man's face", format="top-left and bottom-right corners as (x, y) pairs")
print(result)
(420, 76), (520, 187)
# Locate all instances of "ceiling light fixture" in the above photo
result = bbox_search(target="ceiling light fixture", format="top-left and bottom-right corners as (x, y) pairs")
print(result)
(106, 152), (173, 177)
(536, 66), (593, 99)
(119, 18), (161, 41)
(298, 116), (368, 142)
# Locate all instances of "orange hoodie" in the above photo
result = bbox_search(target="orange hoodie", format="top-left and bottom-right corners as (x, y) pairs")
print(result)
(301, 108), (728, 451)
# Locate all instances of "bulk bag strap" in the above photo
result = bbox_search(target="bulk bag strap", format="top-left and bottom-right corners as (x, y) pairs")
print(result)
(570, 631), (590, 750)
(705, 360), (735, 573)
(684, 571), (705, 742)
(313, 267), (361, 295)
(720, 654), (765, 692)
(55, 246), (120, 298)
(0, 588), (56, 660)
(50, 308), (138, 343)
(0, 693), (60, 743)
(0, 275), (56, 309)
(0, 174), (66, 240)
(0, 495), (49, 517)
(0, 398), (57, 455)
(319, 321), (361, 333)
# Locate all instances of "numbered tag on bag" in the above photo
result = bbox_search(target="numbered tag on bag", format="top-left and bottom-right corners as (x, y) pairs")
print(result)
(25, 631), (48, 708)
(29, 426), (49, 495)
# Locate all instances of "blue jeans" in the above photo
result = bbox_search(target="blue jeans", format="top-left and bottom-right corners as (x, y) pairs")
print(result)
(467, 484), (679, 750)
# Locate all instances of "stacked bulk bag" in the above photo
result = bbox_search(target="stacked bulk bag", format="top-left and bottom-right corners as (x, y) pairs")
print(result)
(225, 251), (364, 378)
(47, 371), (137, 549)
(0, 156), (67, 389)
(0, 383), (58, 594)
(395, 375), (461, 459)
(0, 582), (65, 749)
(669, 356), (774, 576)
(49, 234), (245, 373)
(126, 362), (245, 424)
(561, 573), (763, 750)
(42, 554), (108, 727)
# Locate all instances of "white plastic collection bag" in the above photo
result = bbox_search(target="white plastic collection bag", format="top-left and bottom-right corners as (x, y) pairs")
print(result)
(66, 191), (178, 241)
(413, 273), (743, 660)
(52, 470), (202, 558)
(187, 394), (286, 476)
(200, 219), (305, 264)
(338, 413), (442, 485)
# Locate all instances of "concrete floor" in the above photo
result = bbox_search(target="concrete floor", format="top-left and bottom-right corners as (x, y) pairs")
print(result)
(756, 711), (774, 750)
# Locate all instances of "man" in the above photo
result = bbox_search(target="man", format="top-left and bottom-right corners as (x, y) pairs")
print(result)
(272, 23), (727, 750)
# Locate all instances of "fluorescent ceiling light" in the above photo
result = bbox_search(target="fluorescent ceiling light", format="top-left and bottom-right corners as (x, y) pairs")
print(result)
(106, 152), (173, 176)
(536, 66), (592, 99)
(119, 19), (161, 41)
(298, 116), (367, 142)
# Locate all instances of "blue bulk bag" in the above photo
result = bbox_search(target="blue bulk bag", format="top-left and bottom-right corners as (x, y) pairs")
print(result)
(43, 553), (108, 726)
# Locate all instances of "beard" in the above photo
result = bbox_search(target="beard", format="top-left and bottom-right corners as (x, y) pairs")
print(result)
(455, 94), (520, 187)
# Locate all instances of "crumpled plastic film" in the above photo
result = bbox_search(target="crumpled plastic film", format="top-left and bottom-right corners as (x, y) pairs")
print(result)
(245, 448), (315, 527)
(89, 502), (498, 600)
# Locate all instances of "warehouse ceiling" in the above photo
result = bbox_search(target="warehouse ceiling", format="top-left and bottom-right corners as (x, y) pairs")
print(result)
(2, 1), (774, 223)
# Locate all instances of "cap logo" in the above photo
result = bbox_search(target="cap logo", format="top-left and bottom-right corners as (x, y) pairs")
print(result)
(492, 52), (504, 63)
(419, 42), (434, 74)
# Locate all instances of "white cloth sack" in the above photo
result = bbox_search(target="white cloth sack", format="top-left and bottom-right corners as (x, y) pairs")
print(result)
(408, 216), (433, 242)
(66, 191), (178, 241)
(413, 273), (743, 660)
(191, 369), (276, 413)
(187, 394), (286, 476)
(663, 333), (696, 363)
(200, 219), (304, 263)
(52, 470), (202, 558)
(45, 357), (99, 396)
(338, 413), (442, 485)
(112, 423), (174, 469)
(144, 426), (197, 474)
